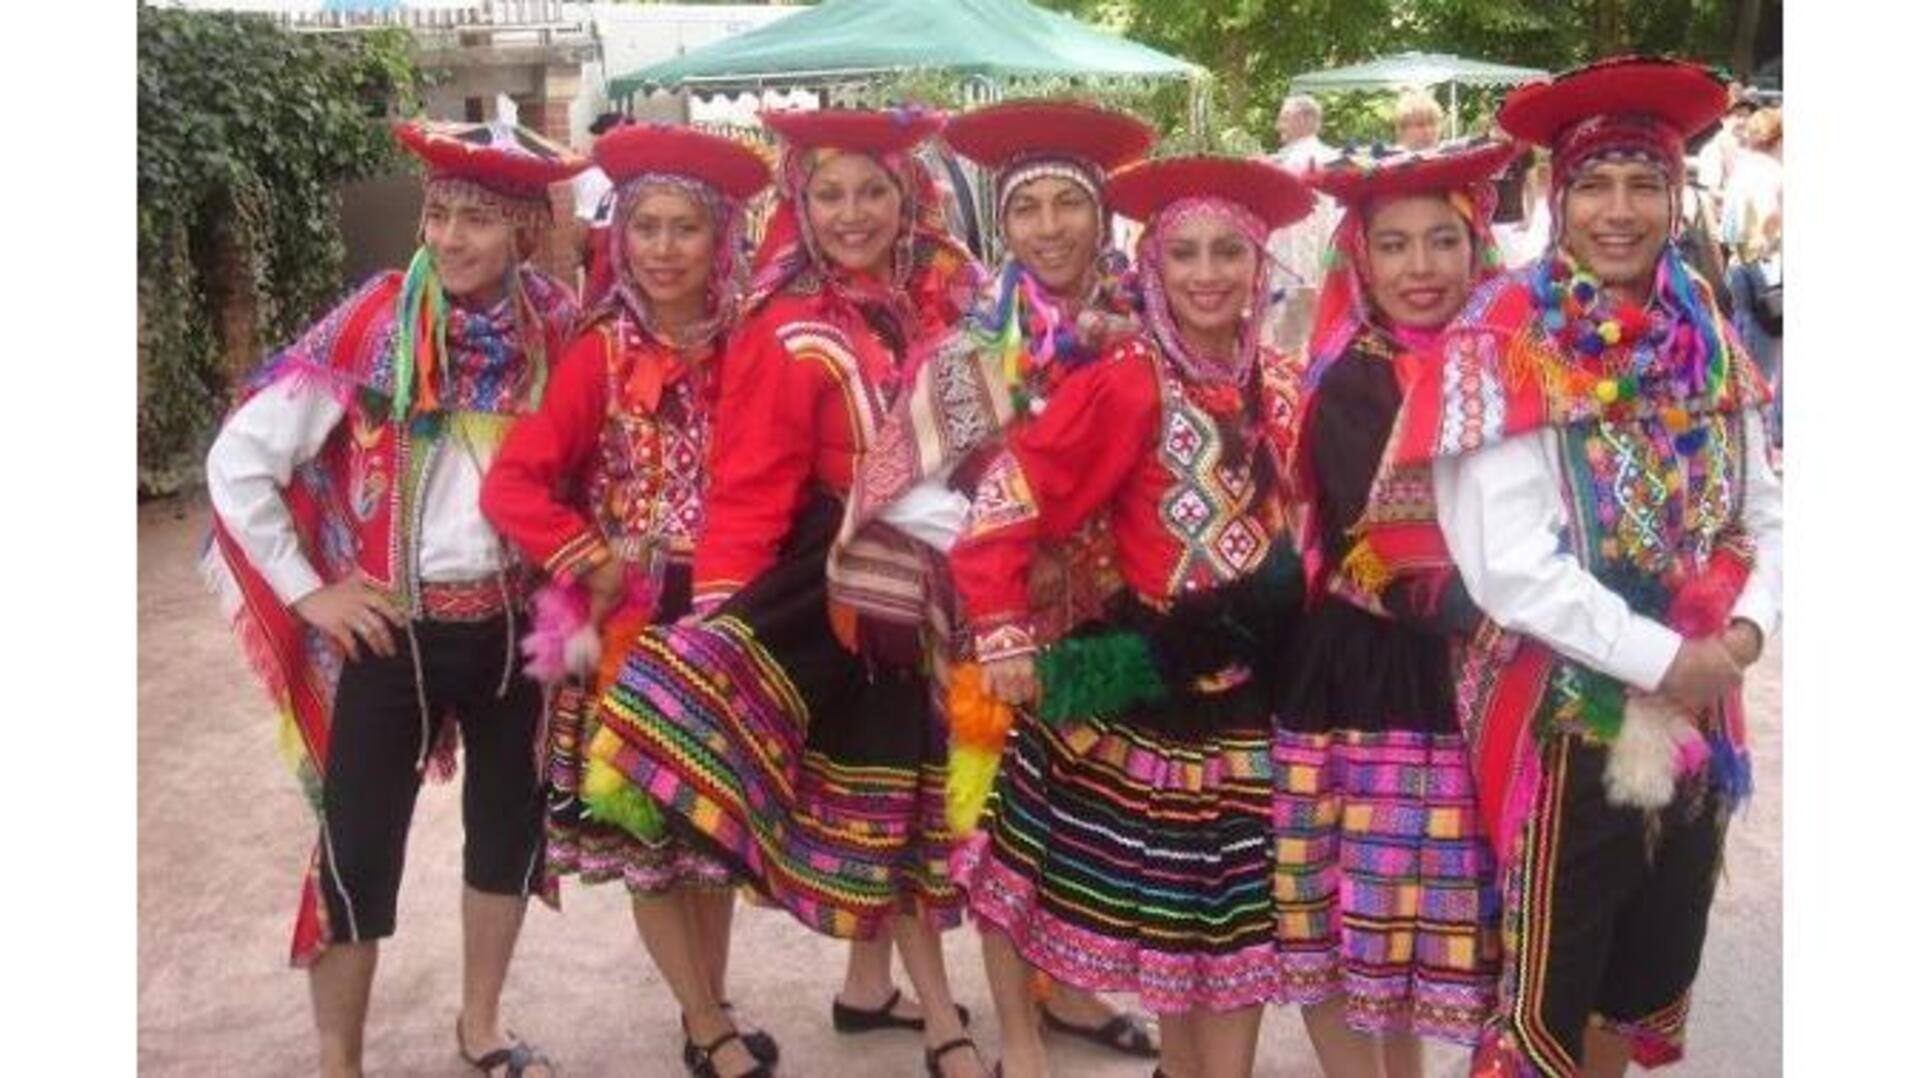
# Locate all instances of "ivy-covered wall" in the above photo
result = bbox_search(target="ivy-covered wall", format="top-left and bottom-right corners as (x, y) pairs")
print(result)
(137, 6), (426, 495)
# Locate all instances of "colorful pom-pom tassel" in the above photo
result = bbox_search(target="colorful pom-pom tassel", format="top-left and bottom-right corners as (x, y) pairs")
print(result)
(580, 730), (667, 842)
(1034, 632), (1169, 725)
(945, 744), (1003, 835)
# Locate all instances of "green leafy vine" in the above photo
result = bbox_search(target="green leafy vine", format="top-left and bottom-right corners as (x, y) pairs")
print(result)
(137, 5), (425, 495)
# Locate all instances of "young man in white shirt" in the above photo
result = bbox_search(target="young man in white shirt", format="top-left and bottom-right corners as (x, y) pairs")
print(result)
(1350, 58), (1781, 1078)
(204, 119), (584, 1078)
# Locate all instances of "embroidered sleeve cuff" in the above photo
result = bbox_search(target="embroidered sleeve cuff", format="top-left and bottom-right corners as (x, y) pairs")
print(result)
(262, 555), (326, 609)
(1607, 614), (1685, 695)
(973, 619), (1038, 663)
(692, 581), (742, 616)
(545, 530), (612, 585)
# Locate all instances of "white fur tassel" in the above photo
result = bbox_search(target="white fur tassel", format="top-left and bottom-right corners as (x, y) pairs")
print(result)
(562, 623), (601, 679)
(1603, 694), (1706, 810)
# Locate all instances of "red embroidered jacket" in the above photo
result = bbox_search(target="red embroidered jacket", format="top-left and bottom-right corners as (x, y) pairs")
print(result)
(482, 317), (717, 584)
(691, 294), (905, 605)
(950, 339), (1298, 661)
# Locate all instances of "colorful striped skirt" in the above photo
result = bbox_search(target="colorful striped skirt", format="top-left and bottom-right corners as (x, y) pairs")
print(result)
(1269, 729), (1501, 1042)
(588, 498), (962, 938)
(1270, 599), (1501, 1044)
(954, 703), (1286, 1015)
(543, 679), (734, 897)
(541, 563), (733, 898)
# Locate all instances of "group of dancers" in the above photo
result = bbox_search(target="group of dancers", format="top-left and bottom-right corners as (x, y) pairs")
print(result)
(204, 53), (1782, 1078)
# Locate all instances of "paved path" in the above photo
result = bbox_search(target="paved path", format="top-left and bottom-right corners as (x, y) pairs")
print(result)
(138, 495), (1781, 1076)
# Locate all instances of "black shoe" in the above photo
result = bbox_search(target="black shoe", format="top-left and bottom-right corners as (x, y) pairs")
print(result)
(682, 1008), (777, 1070)
(686, 1030), (772, 1078)
(925, 1035), (983, 1078)
(1039, 1002), (1159, 1059)
(832, 988), (973, 1034)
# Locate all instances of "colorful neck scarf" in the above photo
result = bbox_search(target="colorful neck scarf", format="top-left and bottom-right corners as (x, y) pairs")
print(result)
(588, 173), (748, 354)
(1527, 241), (1738, 423)
(387, 253), (564, 419)
(389, 179), (565, 418)
(1136, 196), (1273, 390)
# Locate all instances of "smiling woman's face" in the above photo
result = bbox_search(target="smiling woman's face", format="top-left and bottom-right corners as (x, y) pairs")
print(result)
(1363, 194), (1473, 330)
(623, 187), (716, 317)
(803, 152), (903, 276)
(1158, 212), (1258, 343)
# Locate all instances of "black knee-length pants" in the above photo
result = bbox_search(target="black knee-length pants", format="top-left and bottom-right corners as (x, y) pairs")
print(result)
(313, 615), (544, 943)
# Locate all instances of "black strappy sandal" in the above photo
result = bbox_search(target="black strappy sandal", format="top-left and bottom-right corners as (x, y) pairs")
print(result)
(924, 1035), (986, 1078)
(454, 1017), (555, 1077)
(681, 1004), (778, 1069)
(687, 1030), (773, 1078)
(1040, 1003), (1159, 1059)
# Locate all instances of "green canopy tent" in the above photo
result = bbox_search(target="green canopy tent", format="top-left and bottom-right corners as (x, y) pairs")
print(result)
(608, 0), (1201, 258)
(609, 0), (1201, 100)
(1289, 51), (1548, 138)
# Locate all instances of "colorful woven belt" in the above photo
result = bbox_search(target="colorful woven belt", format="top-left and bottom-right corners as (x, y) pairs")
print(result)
(418, 577), (521, 623)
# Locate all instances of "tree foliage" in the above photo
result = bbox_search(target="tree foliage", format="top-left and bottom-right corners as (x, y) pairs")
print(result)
(1035, 0), (1781, 148)
(137, 5), (425, 495)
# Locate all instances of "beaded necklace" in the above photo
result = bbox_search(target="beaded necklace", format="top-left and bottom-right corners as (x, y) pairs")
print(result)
(1529, 251), (1717, 456)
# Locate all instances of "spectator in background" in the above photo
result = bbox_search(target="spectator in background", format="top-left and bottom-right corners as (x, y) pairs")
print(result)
(1275, 94), (1340, 173)
(1393, 90), (1444, 151)
(575, 111), (631, 305)
(1490, 145), (1552, 269)
(1695, 85), (1757, 219)
(1262, 94), (1342, 353)
(1723, 106), (1784, 445)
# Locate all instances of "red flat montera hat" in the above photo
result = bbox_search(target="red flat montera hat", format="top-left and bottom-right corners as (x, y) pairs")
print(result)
(394, 119), (588, 199)
(758, 107), (947, 154)
(1309, 138), (1520, 208)
(1497, 55), (1727, 151)
(593, 123), (773, 201)
(1106, 156), (1315, 232)
(944, 99), (1156, 173)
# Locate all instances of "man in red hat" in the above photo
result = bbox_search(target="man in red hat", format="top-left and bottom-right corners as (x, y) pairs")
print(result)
(204, 119), (584, 1077)
(1351, 58), (1783, 1077)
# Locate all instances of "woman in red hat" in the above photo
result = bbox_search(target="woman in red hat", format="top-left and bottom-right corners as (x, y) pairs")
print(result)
(828, 98), (1166, 1065)
(204, 119), (584, 1077)
(1350, 58), (1780, 1077)
(578, 108), (992, 1077)
(479, 123), (782, 1078)
(1269, 138), (1518, 1077)
(948, 155), (1312, 1078)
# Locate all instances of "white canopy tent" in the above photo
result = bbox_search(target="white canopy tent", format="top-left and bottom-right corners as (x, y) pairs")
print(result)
(1290, 51), (1548, 137)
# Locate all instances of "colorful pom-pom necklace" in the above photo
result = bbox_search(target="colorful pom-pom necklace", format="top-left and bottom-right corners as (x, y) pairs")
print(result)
(1534, 255), (1661, 412)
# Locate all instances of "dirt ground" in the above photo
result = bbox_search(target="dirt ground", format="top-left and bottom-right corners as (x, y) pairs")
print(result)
(138, 494), (1782, 1076)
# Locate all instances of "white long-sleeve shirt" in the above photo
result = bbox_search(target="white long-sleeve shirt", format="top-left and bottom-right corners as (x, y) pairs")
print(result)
(875, 463), (970, 554)
(205, 377), (505, 606)
(1432, 409), (1782, 692)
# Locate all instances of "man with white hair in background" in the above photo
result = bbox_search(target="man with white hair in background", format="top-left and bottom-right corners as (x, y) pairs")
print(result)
(1263, 94), (1342, 352)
